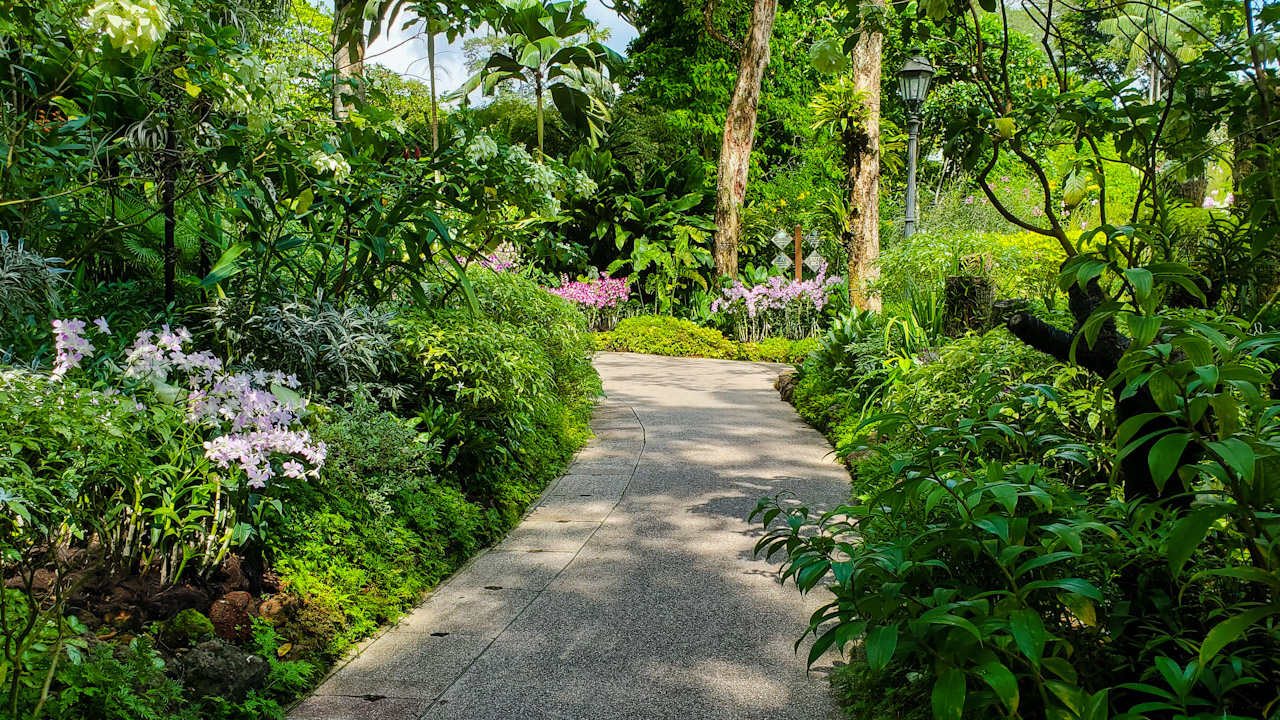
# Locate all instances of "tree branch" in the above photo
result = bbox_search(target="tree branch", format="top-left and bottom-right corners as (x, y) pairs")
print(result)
(703, 0), (742, 53)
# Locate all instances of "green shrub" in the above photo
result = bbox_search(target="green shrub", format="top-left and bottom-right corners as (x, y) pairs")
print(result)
(762, 300), (1280, 719)
(595, 315), (818, 363)
(462, 268), (598, 416)
(268, 399), (486, 661)
(873, 230), (1066, 308)
(596, 315), (738, 357)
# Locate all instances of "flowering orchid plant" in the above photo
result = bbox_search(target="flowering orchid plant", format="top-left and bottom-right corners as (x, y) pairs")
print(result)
(5, 318), (328, 590)
(546, 273), (630, 330)
(709, 264), (843, 342)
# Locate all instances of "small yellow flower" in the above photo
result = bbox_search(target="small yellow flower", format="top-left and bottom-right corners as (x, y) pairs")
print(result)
(780, 199), (787, 207)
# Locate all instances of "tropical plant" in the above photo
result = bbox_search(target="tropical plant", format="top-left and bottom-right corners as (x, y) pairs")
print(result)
(0, 232), (64, 326)
(454, 0), (623, 154)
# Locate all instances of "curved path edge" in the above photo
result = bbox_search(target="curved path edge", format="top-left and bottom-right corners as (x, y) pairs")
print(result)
(291, 353), (848, 720)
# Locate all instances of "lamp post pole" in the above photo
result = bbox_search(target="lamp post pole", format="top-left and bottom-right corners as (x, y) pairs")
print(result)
(904, 112), (921, 239)
(896, 50), (935, 240)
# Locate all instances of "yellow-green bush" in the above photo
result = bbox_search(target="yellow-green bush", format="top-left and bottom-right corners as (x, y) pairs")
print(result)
(873, 230), (1067, 306)
(595, 316), (820, 363)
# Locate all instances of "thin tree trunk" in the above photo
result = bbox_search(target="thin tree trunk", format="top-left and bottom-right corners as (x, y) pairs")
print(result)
(535, 73), (545, 159)
(846, 1), (883, 311)
(429, 31), (439, 153)
(163, 118), (177, 305)
(711, 0), (779, 279)
(332, 0), (366, 121)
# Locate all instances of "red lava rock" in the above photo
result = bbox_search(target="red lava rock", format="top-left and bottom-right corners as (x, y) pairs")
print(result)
(257, 594), (297, 626)
(209, 591), (258, 642)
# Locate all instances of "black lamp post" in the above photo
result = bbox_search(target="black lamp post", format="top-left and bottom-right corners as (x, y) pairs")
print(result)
(897, 50), (935, 238)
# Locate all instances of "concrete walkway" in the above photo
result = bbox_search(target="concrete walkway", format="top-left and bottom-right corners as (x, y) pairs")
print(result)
(291, 353), (850, 720)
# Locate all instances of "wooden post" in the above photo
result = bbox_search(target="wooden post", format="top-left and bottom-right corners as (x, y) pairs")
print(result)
(793, 224), (802, 281)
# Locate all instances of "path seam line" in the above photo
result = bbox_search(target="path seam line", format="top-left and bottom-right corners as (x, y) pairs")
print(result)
(415, 397), (647, 718)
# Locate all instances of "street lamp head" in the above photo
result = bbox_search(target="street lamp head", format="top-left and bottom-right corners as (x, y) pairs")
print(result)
(897, 49), (935, 117)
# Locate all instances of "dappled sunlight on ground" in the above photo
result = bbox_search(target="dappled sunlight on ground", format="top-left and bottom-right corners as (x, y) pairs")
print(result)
(291, 351), (848, 720)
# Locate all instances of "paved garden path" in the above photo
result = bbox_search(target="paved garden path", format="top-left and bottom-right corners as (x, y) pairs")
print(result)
(291, 352), (849, 720)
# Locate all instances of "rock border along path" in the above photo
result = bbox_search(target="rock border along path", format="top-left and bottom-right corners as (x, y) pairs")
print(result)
(291, 352), (848, 720)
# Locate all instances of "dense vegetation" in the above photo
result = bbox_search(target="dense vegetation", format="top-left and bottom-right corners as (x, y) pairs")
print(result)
(4, 0), (1280, 716)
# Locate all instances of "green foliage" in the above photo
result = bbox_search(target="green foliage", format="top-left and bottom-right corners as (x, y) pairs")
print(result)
(594, 315), (816, 362)
(874, 230), (1066, 309)
(832, 661), (931, 720)
(28, 632), (302, 720)
(207, 296), (404, 402)
(270, 272), (599, 663)
(157, 610), (215, 648)
(596, 315), (736, 357)
(768, 223), (1280, 719)
(37, 638), (194, 720)
(0, 234), (63, 329)
(537, 148), (716, 311)
(455, 0), (623, 150)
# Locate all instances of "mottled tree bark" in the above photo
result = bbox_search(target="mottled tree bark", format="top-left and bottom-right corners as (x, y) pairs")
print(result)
(711, 0), (778, 279)
(332, 0), (367, 121)
(846, 1), (883, 310)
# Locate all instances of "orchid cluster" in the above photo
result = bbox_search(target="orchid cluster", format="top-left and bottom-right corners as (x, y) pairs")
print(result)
(51, 318), (326, 490)
(51, 318), (104, 380)
(122, 326), (325, 489)
(547, 273), (630, 331)
(1203, 190), (1235, 209)
(710, 264), (843, 341)
(480, 253), (516, 272)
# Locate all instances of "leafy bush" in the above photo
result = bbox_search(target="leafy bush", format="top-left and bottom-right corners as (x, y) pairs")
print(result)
(595, 315), (816, 363)
(207, 295), (403, 403)
(765, 278), (1280, 719)
(0, 232), (63, 327)
(463, 267), (599, 419)
(874, 230), (1065, 308)
(265, 276), (599, 663)
(596, 315), (739, 357)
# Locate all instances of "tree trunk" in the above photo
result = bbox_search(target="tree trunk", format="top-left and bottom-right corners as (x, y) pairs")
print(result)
(163, 118), (177, 305)
(711, 0), (779, 279)
(535, 72), (545, 160)
(429, 31), (439, 154)
(846, 1), (883, 310)
(332, 0), (366, 121)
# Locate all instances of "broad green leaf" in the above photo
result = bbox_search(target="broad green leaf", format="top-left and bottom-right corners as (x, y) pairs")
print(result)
(866, 624), (898, 670)
(932, 665), (965, 720)
(1148, 372), (1180, 412)
(1010, 609), (1046, 666)
(1148, 433), (1192, 490)
(1200, 604), (1280, 664)
(977, 661), (1020, 714)
(1208, 438), (1256, 482)
(200, 242), (251, 287)
(1125, 313), (1161, 347)
(1167, 505), (1228, 575)
(809, 37), (850, 74)
(1123, 268), (1154, 299)
(1063, 171), (1088, 208)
